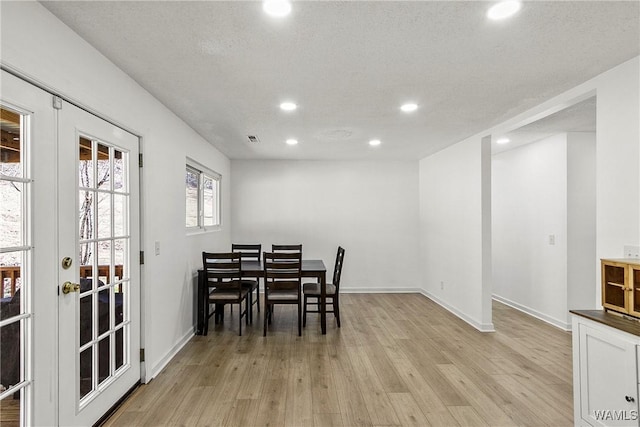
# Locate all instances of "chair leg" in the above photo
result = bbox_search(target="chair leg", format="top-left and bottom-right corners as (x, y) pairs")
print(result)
(256, 281), (261, 313)
(204, 303), (209, 336)
(297, 301), (302, 336)
(334, 295), (341, 328)
(263, 301), (268, 337)
(239, 302), (242, 336)
(303, 295), (307, 327)
(248, 292), (253, 324)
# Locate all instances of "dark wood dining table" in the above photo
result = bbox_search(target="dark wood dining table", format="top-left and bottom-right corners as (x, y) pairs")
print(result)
(196, 259), (328, 335)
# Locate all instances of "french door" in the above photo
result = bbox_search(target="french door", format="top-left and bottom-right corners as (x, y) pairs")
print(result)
(57, 101), (140, 425)
(0, 70), (140, 426)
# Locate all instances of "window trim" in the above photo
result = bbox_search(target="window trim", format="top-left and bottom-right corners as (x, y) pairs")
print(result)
(185, 158), (221, 233)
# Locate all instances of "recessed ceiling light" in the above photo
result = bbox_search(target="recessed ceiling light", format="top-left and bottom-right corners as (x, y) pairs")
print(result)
(286, 138), (298, 145)
(369, 139), (382, 147)
(496, 138), (510, 144)
(263, 0), (292, 18)
(400, 103), (418, 113)
(487, 1), (521, 20)
(280, 102), (297, 111)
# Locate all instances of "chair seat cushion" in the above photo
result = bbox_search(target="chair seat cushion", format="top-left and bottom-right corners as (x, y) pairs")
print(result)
(209, 288), (248, 301)
(266, 290), (299, 301)
(303, 283), (336, 295)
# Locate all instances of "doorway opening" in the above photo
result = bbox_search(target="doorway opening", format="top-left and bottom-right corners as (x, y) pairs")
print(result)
(490, 96), (597, 330)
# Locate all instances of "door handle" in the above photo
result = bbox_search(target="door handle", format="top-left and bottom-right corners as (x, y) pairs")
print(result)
(62, 281), (80, 294)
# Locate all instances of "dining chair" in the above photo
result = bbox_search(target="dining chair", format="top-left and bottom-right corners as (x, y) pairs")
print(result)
(303, 246), (345, 328)
(231, 243), (261, 319)
(202, 252), (250, 336)
(263, 251), (303, 336)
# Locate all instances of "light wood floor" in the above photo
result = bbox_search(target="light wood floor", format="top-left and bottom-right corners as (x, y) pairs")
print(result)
(104, 294), (573, 426)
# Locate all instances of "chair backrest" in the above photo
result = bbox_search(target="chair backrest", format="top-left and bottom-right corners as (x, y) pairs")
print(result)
(271, 244), (302, 254)
(263, 251), (302, 292)
(231, 243), (261, 261)
(202, 252), (242, 293)
(333, 247), (346, 290)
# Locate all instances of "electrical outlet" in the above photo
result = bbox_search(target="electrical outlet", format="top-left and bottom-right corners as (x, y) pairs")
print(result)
(440, 281), (444, 290)
(155, 241), (160, 256)
(624, 245), (640, 259)
(548, 234), (555, 245)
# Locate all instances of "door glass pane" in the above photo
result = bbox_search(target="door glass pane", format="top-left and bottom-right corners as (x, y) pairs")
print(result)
(97, 193), (111, 239)
(113, 194), (127, 237)
(98, 289), (110, 336)
(79, 347), (93, 399)
(79, 243), (94, 283)
(114, 239), (126, 280)
(0, 320), (21, 391)
(79, 190), (95, 242)
(79, 137), (94, 189)
(0, 252), (21, 303)
(1, 108), (21, 177)
(79, 294), (93, 347)
(98, 336), (110, 385)
(96, 144), (110, 190)
(98, 241), (111, 285)
(113, 150), (125, 192)
(115, 328), (124, 370)
(115, 284), (124, 327)
(0, 180), (22, 248)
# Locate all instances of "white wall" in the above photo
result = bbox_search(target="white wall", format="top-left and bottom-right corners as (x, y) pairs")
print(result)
(0, 1), (231, 394)
(492, 134), (570, 328)
(419, 138), (494, 331)
(231, 160), (420, 290)
(567, 132), (597, 316)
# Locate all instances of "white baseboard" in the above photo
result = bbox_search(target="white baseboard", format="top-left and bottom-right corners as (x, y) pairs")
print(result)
(420, 290), (495, 332)
(492, 294), (571, 331)
(146, 329), (194, 382)
(341, 287), (422, 294)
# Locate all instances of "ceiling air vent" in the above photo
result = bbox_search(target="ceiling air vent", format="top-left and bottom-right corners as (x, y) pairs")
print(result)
(247, 135), (260, 143)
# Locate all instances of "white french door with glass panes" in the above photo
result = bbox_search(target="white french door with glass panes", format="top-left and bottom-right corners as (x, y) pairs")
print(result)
(58, 100), (140, 426)
(1, 71), (57, 426)
(0, 70), (141, 426)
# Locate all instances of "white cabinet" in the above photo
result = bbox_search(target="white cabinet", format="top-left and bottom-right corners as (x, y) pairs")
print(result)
(572, 312), (640, 426)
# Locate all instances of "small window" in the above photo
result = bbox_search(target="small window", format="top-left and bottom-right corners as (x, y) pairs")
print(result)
(185, 161), (220, 231)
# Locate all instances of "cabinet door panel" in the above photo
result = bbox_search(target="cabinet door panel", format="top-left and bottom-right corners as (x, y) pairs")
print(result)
(579, 323), (639, 426)
(629, 266), (640, 318)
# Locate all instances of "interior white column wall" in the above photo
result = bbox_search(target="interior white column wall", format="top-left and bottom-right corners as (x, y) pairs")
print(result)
(230, 160), (420, 291)
(418, 138), (494, 331)
(0, 1), (231, 387)
(567, 132), (597, 319)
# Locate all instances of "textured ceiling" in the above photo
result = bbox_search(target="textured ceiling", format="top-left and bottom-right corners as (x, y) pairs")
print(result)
(493, 96), (597, 154)
(41, 1), (639, 160)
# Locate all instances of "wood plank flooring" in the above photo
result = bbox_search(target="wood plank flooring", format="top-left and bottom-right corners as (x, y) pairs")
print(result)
(103, 294), (573, 426)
